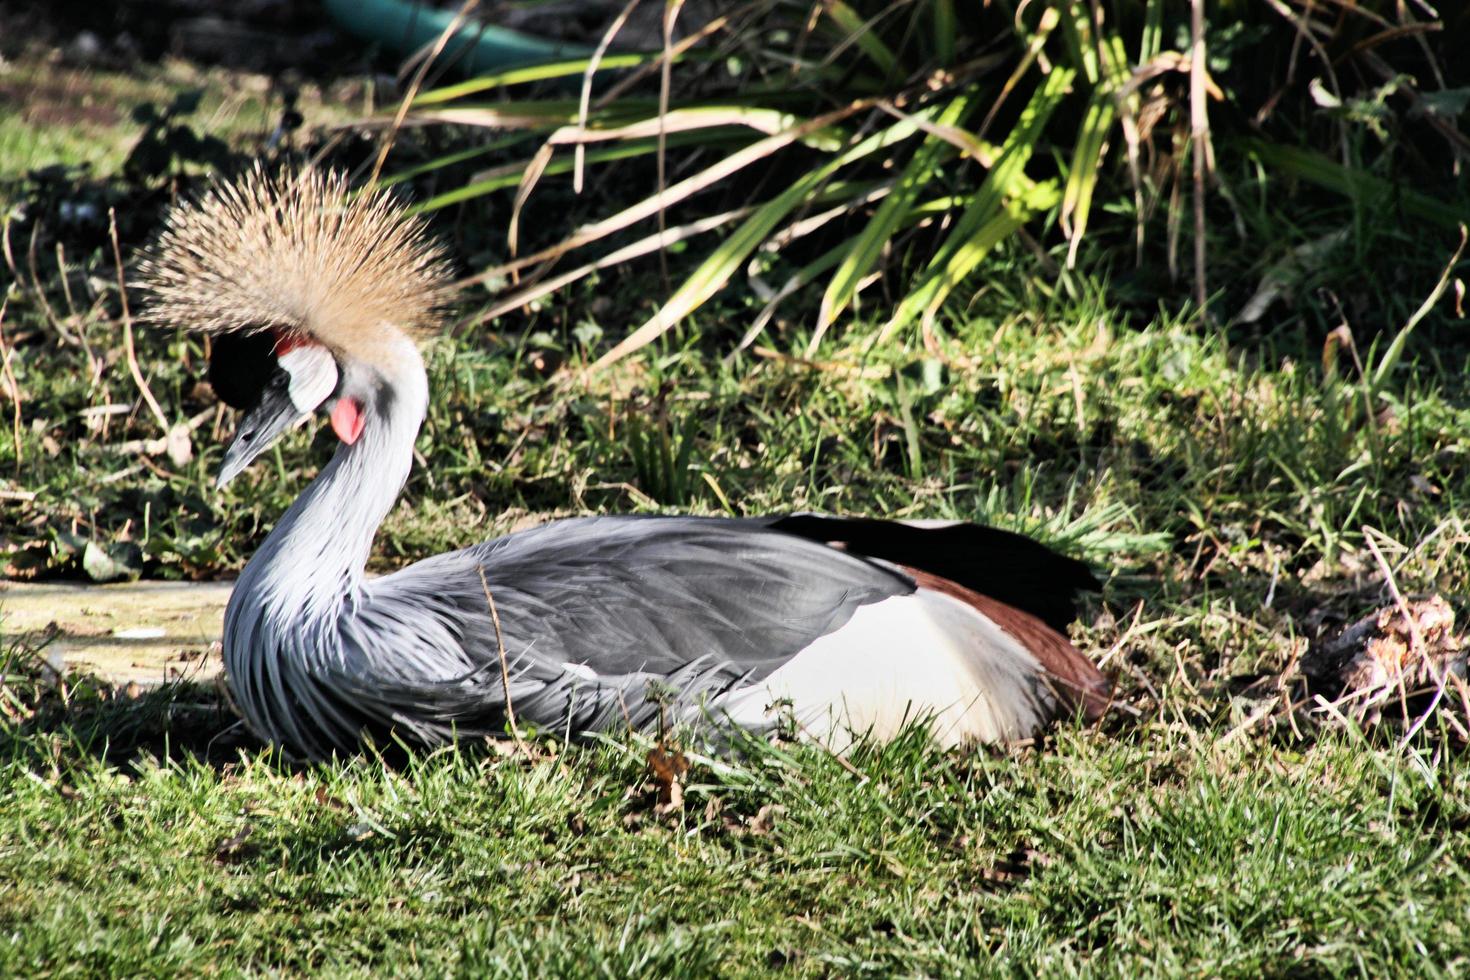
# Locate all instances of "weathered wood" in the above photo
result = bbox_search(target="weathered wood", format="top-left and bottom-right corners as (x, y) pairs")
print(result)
(0, 580), (231, 686)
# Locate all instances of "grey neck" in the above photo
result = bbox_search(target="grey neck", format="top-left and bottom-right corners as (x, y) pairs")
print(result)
(229, 352), (428, 630)
(221, 348), (429, 754)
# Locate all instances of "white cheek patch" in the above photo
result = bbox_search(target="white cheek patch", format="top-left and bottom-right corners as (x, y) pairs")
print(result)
(278, 345), (339, 414)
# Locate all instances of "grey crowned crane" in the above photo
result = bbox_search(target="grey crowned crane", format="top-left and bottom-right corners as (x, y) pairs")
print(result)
(139, 168), (1110, 760)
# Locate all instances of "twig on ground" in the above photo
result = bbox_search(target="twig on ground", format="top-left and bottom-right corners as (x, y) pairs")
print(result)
(477, 564), (530, 755)
(0, 299), (21, 472)
(54, 241), (100, 383)
(109, 208), (169, 434)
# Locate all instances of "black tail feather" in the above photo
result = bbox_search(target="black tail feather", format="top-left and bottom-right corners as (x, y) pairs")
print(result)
(767, 514), (1099, 633)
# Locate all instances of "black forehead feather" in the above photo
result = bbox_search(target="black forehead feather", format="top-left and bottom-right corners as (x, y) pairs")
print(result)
(208, 332), (279, 411)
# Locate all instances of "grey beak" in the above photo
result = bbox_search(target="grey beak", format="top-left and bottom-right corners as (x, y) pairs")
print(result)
(217, 371), (309, 488)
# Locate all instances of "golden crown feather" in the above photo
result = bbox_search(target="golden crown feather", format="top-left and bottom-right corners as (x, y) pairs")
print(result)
(138, 166), (453, 352)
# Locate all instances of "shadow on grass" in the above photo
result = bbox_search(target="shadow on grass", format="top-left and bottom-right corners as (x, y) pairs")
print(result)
(0, 644), (255, 772)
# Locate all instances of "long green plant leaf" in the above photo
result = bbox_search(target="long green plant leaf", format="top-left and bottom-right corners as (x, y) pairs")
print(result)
(911, 180), (1060, 330)
(540, 106), (828, 145)
(593, 108), (938, 369)
(740, 189), (980, 354)
(1243, 140), (1469, 228)
(1062, 8), (1137, 267)
(412, 53), (658, 105)
(480, 207), (755, 320)
(377, 136), (534, 188)
(885, 66), (1076, 336)
(1061, 90), (1116, 268)
(1369, 224), (1467, 390)
(825, 2), (899, 78)
(931, 0), (957, 65)
(816, 91), (976, 340)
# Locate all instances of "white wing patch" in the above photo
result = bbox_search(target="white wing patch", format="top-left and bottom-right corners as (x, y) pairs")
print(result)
(714, 589), (1050, 751)
(279, 344), (339, 414)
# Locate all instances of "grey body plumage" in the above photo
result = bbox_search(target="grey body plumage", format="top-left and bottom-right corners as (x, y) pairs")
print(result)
(218, 343), (916, 757)
(142, 168), (1108, 759)
(236, 514), (920, 757)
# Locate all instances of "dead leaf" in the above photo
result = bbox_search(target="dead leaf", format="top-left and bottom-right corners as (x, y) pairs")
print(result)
(1236, 229), (1348, 324)
(1302, 594), (1466, 727)
(314, 786), (346, 810)
(981, 846), (1047, 886)
(646, 741), (689, 814)
(213, 825), (255, 864)
(747, 803), (782, 835)
(165, 423), (193, 467)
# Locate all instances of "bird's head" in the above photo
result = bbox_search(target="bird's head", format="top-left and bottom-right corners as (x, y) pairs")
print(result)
(138, 167), (452, 486)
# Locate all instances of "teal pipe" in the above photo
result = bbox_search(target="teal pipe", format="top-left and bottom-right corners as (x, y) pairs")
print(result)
(323, 0), (591, 76)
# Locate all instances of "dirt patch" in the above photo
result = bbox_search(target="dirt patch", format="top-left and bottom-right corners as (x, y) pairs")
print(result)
(0, 77), (124, 130)
(1, 580), (230, 685)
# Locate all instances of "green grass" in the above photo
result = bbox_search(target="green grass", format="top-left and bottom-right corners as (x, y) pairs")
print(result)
(0, 59), (357, 177)
(6, 275), (1470, 973)
(4, 37), (1470, 979)
(4, 687), (1470, 976)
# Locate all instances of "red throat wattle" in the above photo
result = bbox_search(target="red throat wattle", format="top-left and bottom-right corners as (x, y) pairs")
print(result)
(330, 397), (365, 445)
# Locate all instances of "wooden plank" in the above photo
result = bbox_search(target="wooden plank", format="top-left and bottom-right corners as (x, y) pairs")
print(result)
(0, 580), (232, 686)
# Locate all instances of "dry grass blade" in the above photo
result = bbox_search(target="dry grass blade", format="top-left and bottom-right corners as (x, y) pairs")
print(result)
(1260, 0), (1348, 164)
(814, 98), (971, 348)
(817, 0), (900, 76)
(24, 223), (77, 347)
(656, 0), (688, 291)
(508, 143), (555, 261)
(592, 109), (931, 370)
(879, 67), (1073, 341)
(733, 241), (846, 354)
(976, 5), (1060, 144)
(576, 0), (644, 193)
(481, 207), (752, 321)
(592, 10), (732, 110)
(53, 241), (99, 381)
(1188, 0), (1211, 322)
(552, 108), (810, 144)
(764, 182), (891, 254)
(875, 97), (990, 163)
(368, 0), (482, 188)
(379, 106), (575, 130)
